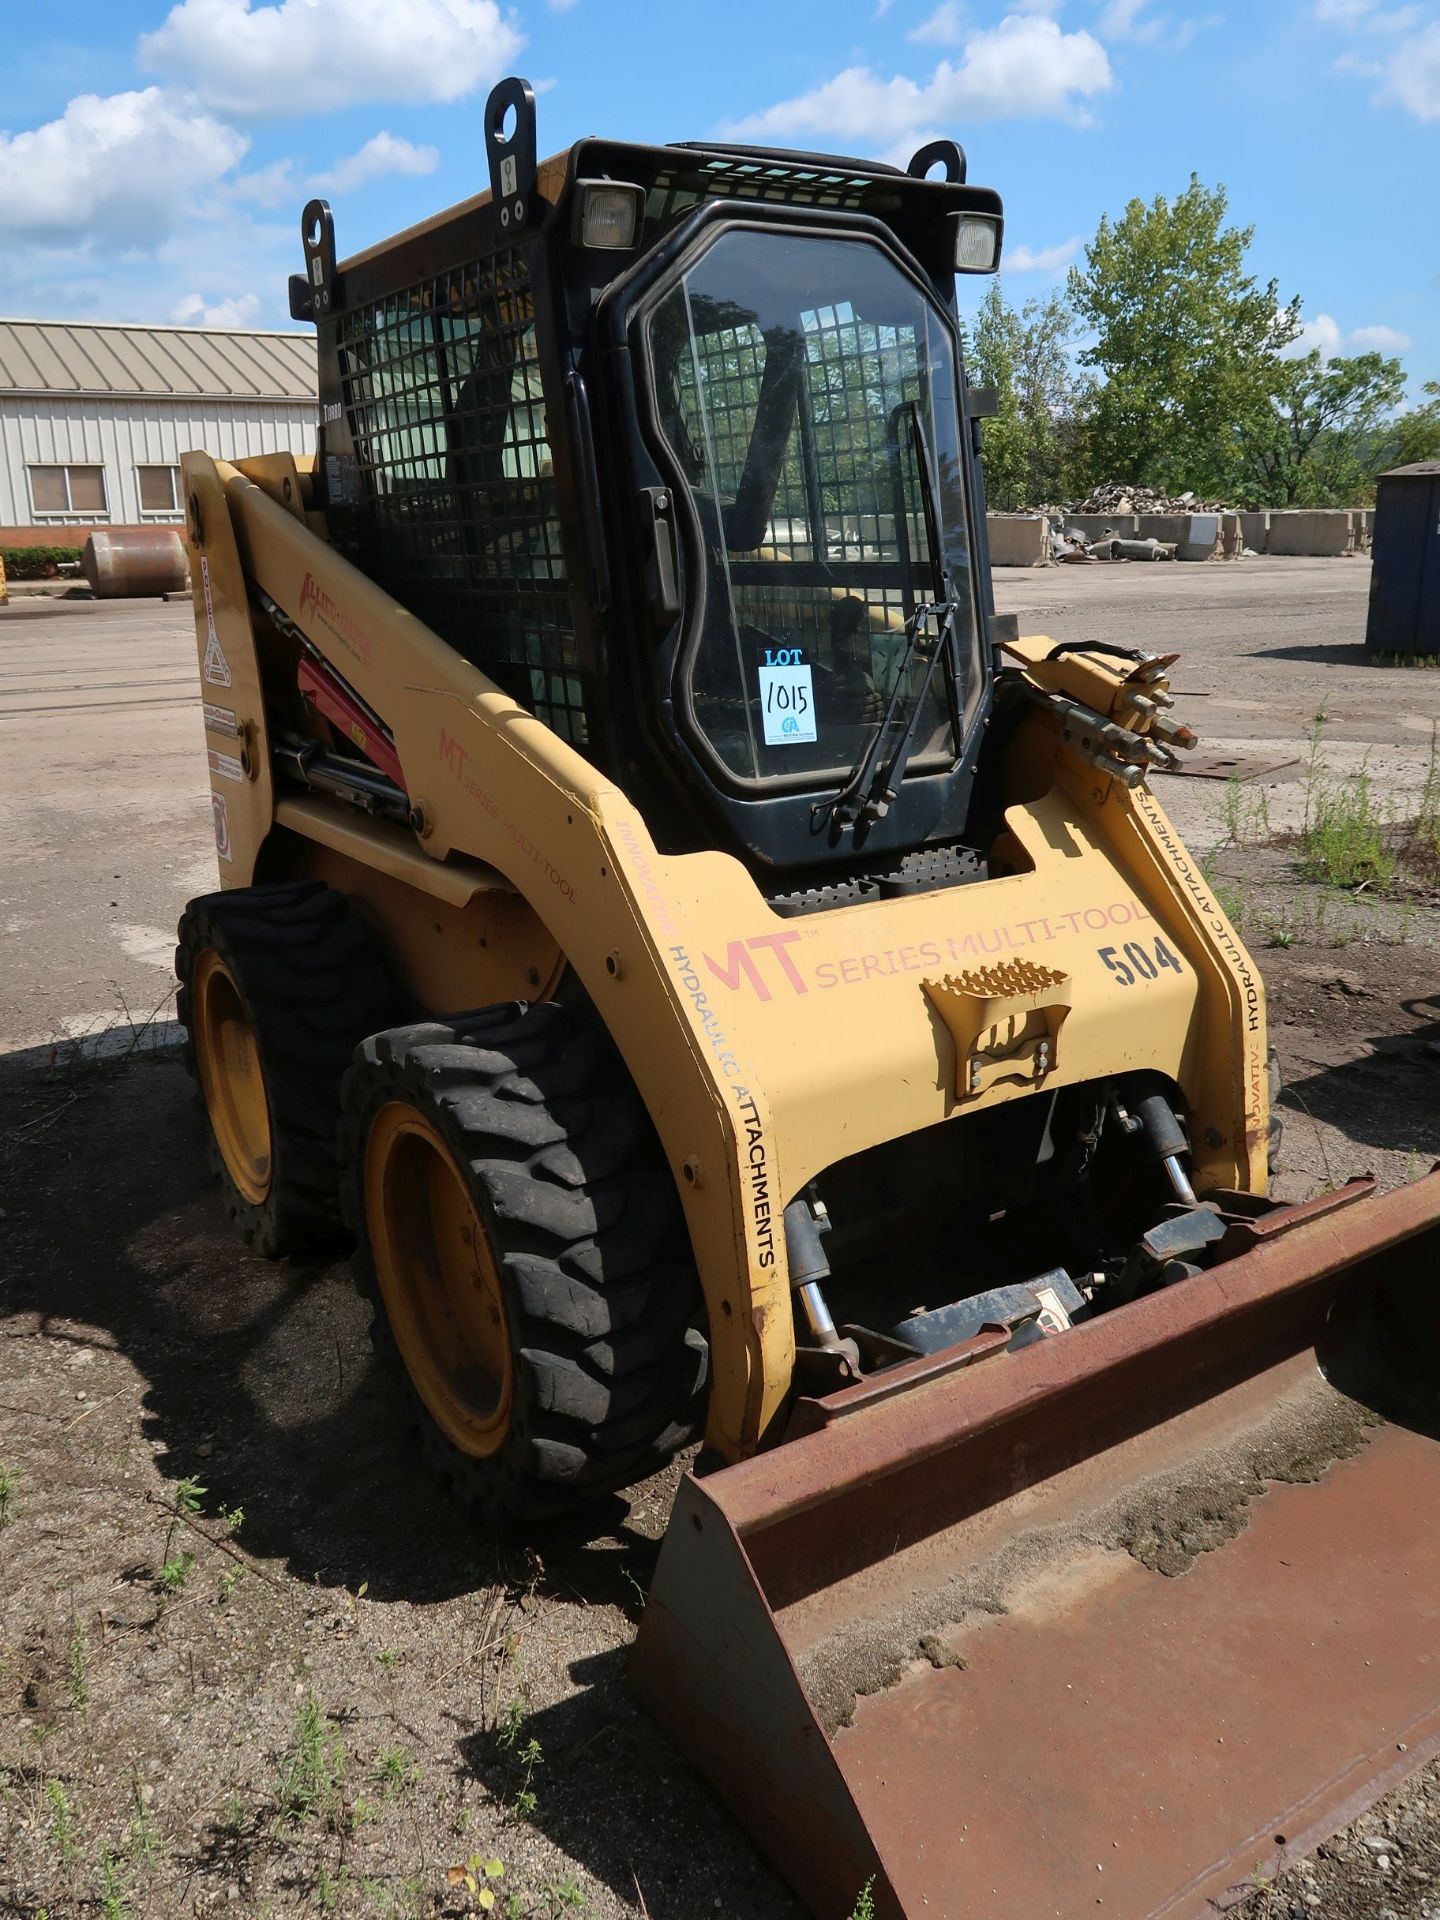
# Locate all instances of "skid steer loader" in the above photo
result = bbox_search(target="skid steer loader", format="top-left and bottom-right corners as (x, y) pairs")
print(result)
(174, 78), (1440, 1919)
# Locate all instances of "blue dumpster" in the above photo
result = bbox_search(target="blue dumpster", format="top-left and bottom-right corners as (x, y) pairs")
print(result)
(1366, 460), (1440, 657)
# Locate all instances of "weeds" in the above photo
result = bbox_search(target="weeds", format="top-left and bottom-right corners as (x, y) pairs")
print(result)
(447, 1855), (506, 1911)
(68, 1615), (88, 1709)
(46, 1778), (77, 1872)
(1368, 648), (1440, 669)
(156, 1477), (205, 1597)
(275, 1693), (345, 1828)
(511, 1739), (542, 1821)
(1299, 757), (1394, 889)
(127, 1792), (159, 1871)
(1217, 774), (1272, 849)
(372, 1745), (417, 1800)
(542, 1878), (585, 1916)
(496, 1697), (543, 1820)
(158, 1551), (195, 1596)
(0, 1463), (18, 1532)
(316, 1866), (351, 1912)
(99, 1843), (130, 1919)
(849, 1880), (877, 1920)
(1410, 721), (1440, 881)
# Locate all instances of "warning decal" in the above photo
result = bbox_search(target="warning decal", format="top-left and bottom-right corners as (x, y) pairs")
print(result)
(202, 701), (237, 736)
(203, 626), (231, 688)
(200, 555), (231, 687)
(207, 747), (244, 784)
(211, 791), (232, 863)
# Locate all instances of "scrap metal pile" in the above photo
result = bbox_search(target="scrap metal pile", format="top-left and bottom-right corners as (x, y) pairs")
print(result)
(1028, 479), (1239, 564)
(1069, 480), (1231, 514)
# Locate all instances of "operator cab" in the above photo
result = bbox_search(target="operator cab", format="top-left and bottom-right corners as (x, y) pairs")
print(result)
(299, 77), (1005, 889)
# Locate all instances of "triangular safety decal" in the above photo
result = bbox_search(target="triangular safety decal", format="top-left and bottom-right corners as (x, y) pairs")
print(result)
(203, 625), (232, 688)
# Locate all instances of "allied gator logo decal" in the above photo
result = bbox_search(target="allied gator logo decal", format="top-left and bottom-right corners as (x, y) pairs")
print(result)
(298, 571), (372, 665)
(437, 730), (577, 903)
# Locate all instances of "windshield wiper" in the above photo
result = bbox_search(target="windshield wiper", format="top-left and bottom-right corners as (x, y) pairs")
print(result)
(814, 401), (957, 838)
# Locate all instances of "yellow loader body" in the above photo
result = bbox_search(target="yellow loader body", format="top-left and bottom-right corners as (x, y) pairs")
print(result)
(185, 450), (1267, 1460)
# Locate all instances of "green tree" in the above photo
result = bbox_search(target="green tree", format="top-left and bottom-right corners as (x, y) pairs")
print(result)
(1243, 351), (1408, 505)
(969, 281), (1081, 509)
(1068, 176), (1299, 496)
(1389, 381), (1440, 469)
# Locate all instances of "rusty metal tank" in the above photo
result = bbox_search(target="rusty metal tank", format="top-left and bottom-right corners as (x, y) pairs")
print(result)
(81, 528), (190, 599)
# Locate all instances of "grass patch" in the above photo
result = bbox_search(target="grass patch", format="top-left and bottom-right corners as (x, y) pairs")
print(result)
(69, 1615), (88, 1710)
(1367, 648), (1440, 669)
(275, 1693), (346, 1828)
(47, 1777), (77, 1873)
(0, 1463), (18, 1532)
(372, 1744), (417, 1800)
(1298, 760), (1395, 888)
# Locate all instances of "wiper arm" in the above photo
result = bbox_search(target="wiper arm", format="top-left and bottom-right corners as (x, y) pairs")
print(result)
(814, 401), (956, 837)
(859, 595), (955, 825)
(860, 400), (961, 823)
(812, 597), (947, 834)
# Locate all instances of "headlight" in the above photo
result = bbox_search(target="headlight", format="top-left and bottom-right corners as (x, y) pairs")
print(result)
(953, 213), (1002, 274)
(575, 181), (644, 251)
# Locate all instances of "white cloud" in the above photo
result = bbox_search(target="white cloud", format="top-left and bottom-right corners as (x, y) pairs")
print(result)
(1321, 4), (1440, 118)
(1098, 0), (1223, 49)
(173, 291), (263, 327)
(1288, 312), (1344, 358)
(1315, 0), (1421, 23)
(312, 132), (439, 196)
(1347, 322), (1414, 352)
(1098, 0), (1165, 41)
(909, 2), (968, 44)
(228, 158), (298, 209)
(0, 88), (247, 247)
(725, 15), (1113, 149)
(139, 0), (524, 116)
(1383, 20), (1440, 116)
(1005, 235), (1081, 272)
(1285, 312), (1413, 360)
(6, 198), (298, 331)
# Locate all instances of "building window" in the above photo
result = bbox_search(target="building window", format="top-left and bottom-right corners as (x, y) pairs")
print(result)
(28, 464), (108, 516)
(137, 465), (182, 514)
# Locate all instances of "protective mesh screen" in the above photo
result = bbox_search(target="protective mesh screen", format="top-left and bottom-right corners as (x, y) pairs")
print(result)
(335, 250), (587, 745)
(645, 155), (881, 239)
(673, 300), (929, 680)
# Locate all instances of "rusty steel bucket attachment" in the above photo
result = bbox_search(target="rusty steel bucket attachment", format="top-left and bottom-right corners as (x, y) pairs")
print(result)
(632, 1173), (1440, 1920)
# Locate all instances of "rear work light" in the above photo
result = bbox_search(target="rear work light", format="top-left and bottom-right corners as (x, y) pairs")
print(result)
(953, 213), (1002, 273)
(576, 180), (644, 251)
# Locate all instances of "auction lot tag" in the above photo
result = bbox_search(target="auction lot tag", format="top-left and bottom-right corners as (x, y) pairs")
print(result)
(758, 649), (817, 746)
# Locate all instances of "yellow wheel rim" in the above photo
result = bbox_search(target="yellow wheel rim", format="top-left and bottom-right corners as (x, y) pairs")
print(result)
(364, 1101), (515, 1458)
(192, 949), (273, 1205)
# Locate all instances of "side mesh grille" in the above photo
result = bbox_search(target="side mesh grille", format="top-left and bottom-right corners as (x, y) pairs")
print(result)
(335, 250), (587, 746)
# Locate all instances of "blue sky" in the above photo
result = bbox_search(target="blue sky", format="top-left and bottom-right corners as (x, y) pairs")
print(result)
(1, 0), (1435, 390)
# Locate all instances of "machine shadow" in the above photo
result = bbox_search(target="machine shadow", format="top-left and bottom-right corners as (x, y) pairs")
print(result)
(0, 1048), (664, 1609)
(1248, 641), (1373, 667)
(455, 1645), (797, 1919)
(1280, 995), (1440, 1160)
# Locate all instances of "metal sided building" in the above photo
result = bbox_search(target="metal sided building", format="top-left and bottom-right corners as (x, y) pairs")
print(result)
(0, 320), (317, 547)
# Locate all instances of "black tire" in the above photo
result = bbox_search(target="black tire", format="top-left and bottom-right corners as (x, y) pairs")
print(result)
(338, 1003), (709, 1525)
(176, 881), (397, 1257)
